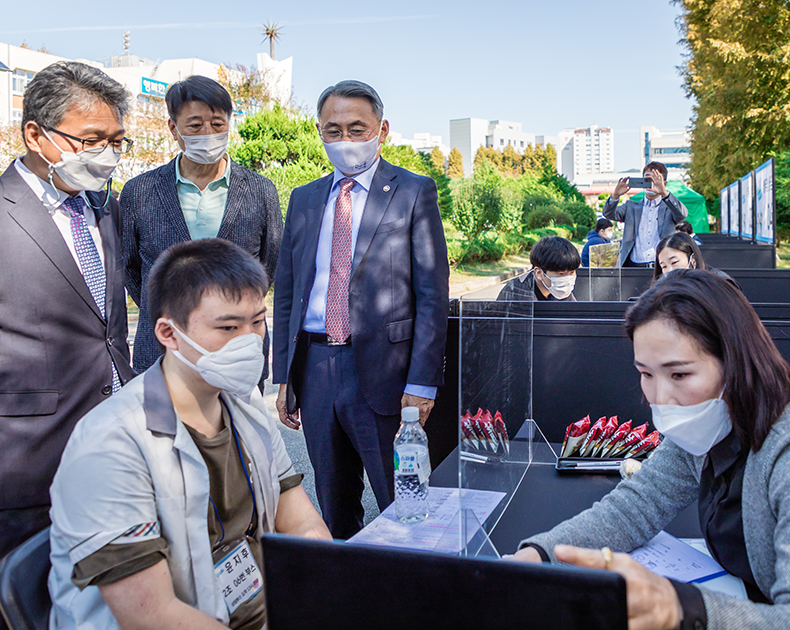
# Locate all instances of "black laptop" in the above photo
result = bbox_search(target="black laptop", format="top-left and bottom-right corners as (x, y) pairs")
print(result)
(263, 534), (627, 630)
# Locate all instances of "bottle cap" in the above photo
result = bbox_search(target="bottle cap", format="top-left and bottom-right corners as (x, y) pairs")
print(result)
(401, 407), (419, 422)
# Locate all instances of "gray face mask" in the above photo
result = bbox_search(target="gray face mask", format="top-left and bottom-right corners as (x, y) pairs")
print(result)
(177, 127), (229, 165)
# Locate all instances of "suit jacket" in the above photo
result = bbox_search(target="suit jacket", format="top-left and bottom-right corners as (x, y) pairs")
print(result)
(602, 193), (688, 266)
(121, 157), (283, 379)
(273, 159), (450, 417)
(0, 165), (135, 510)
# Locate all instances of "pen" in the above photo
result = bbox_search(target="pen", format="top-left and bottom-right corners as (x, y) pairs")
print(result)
(561, 461), (622, 468)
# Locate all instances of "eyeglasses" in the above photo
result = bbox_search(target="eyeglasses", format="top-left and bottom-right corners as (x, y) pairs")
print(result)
(43, 126), (134, 154)
(318, 126), (378, 143)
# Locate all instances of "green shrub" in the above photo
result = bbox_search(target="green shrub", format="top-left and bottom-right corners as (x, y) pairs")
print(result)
(564, 201), (596, 230)
(554, 211), (574, 227)
(461, 233), (506, 264)
(526, 204), (560, 229)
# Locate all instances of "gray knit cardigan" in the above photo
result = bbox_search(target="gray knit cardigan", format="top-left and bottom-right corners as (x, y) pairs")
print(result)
(521, 406), (790, 629)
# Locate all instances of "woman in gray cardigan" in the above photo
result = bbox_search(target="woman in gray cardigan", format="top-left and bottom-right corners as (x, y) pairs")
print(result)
(514, 270), (790, 630)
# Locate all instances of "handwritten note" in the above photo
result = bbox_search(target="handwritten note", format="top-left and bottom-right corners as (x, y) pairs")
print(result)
(629, 531), (726, 583)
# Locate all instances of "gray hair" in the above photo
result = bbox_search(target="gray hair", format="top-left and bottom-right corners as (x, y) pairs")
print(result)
(316, 80), (383, 121)
(21, 61), (131, 132)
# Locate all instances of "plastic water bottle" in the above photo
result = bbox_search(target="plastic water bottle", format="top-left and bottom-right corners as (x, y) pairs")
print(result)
(394, 407), (430, 523)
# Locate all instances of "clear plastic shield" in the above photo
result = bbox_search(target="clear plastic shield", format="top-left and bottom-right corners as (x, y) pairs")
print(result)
(455, 274), (556, 557)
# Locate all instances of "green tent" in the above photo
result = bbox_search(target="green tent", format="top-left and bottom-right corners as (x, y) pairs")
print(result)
(630, 181), (709, 234)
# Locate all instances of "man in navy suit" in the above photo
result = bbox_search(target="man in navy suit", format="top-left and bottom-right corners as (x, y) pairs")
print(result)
(273, 81), (449, 538)
(121, 76), (282, 381)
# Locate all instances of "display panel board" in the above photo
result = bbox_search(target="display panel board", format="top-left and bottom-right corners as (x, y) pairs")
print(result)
(720, 187), (729, 235)
(728, 181), (740, 237)
(755, 158), (776, 244)
(740, 171), (754, 241)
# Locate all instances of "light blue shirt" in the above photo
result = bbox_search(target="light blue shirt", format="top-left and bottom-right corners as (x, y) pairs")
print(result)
(631, 196), (662, 264)
(175, 153), (230, 240)
(303, 159), (435, 400)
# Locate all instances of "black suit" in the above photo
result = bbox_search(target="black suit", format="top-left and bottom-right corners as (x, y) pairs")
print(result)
(121, 156), (282, 379)
(0, 164), (134, 556)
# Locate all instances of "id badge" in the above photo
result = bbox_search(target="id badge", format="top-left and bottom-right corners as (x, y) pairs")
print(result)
(212, 538), (262, 615)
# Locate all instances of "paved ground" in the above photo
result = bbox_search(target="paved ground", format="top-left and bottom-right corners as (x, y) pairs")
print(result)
(127, 315), (382, 527)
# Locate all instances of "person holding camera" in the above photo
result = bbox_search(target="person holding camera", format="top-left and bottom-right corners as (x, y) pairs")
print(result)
(603, 161), (688, 267)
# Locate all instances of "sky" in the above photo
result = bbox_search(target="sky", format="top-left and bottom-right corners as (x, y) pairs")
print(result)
(0, 0), (693, 172)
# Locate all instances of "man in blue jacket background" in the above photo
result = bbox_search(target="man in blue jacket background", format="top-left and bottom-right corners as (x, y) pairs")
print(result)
(581, 217), (614, 267)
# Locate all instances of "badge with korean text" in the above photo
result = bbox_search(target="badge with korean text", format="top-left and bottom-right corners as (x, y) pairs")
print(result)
(213, 539), (262, 614)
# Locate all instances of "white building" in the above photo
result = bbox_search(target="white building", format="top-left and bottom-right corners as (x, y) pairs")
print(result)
(555, 125), (615, 183)
(389, 131), (449, 157)
(640, 125), (690, 181)
(256, 52), (293, 108)
(449, 118), (540, 176)
(0, 39), (292, 126)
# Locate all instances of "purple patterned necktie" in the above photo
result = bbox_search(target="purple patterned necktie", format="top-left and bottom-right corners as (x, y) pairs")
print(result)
(62, 196), (121, 392)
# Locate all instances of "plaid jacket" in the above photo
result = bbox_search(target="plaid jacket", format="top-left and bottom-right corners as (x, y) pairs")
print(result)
(121, 157), (282, 380)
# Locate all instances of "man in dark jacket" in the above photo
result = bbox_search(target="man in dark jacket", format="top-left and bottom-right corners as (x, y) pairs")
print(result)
(498, 236), (580, 302)
(581, 217), (614, 267)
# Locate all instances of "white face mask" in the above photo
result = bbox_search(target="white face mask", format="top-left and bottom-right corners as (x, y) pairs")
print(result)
(168, 320), (263, 399)
(540, 272), (576, 300)
(323, 130), (381, 175)
(177, 127), (229, 165)
(39, 128), (120, 192)
(650, 393), (731, 456)
(604, 230), (614, 240)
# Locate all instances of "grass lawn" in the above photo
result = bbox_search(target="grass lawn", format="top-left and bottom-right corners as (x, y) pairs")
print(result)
(777, 242), (790, 269)
(449, 254), (531, 286)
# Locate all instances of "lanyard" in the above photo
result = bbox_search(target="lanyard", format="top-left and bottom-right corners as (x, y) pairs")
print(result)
(209, 399), (258, 545)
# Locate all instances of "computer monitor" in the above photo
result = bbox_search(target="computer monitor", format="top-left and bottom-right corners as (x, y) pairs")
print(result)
(263, 534), (627, 630)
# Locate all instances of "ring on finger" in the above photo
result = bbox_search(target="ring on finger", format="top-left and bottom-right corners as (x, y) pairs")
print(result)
(601, 547), (613, 570)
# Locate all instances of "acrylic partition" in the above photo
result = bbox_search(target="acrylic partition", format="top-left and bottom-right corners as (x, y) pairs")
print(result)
(449, 275), (557, 558)
(586, 265), (623, 302)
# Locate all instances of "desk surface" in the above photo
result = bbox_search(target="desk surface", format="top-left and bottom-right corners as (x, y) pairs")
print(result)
(431, 447), (703, 555)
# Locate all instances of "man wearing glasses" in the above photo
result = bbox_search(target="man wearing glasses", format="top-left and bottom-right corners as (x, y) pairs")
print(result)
(273, 80), (449, 538)
(121, 75), (283, 384)
(0, 61), (136, 557)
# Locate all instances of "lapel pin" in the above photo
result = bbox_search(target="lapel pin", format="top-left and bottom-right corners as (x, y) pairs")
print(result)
(383, 185), (391, 192)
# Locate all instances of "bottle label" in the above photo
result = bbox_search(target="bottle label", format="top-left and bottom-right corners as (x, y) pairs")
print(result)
(394, 445), (431, 484)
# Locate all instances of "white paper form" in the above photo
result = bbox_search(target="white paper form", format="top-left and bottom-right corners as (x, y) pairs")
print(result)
(679, 539), (748, 600)
(629, 531), (727, 583)
(347, 487), (506, 553)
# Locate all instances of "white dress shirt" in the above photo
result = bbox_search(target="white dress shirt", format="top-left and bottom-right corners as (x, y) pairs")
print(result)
(14, 157), (106, 271)
(303, 158), (435, 400)
(631, 195), (662, 264)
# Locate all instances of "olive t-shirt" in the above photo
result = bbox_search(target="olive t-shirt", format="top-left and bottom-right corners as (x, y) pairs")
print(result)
(72, 407), (302, 630)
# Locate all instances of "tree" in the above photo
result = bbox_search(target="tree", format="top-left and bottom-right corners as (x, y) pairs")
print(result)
(0, 125), (25, 173)
(113, 100), (177, 184)
(502, 144), (522, 176)
(429, 146), (445, 173)
(447, 147), (464, 178)
(218, 63), (272, 117)
(674, 0), (790, 199)
(259, 21), (283, 60)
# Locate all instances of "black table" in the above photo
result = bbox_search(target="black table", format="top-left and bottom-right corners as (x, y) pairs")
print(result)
(430, 445), (703, 555)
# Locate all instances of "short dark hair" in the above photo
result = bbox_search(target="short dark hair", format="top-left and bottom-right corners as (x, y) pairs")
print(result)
(675, 220), (694, 235)
(595, 218), (613, 232)
(147, 239), (269, 337)
(22, 61), (130, 133)
(652, 232), (707, 283)
(529, 236), (581, 272)
(625, 270), (790, 452)
(316, 80), (383, 121)
(643, 161), (668, 180)
(165, 75), (232, 121)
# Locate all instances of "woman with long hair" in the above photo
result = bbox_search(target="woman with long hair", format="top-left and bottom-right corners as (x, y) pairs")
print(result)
(515, 270), (790, 628)
(653, 232), (739, 289)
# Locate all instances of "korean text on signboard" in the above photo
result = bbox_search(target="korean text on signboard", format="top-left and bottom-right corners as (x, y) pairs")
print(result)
(141, 77), (168, 99)
(720, 187), (729, 235)
(740, 172), (754, 241)
(754, 158), (775, 244)
(728, 181), (740, 237)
